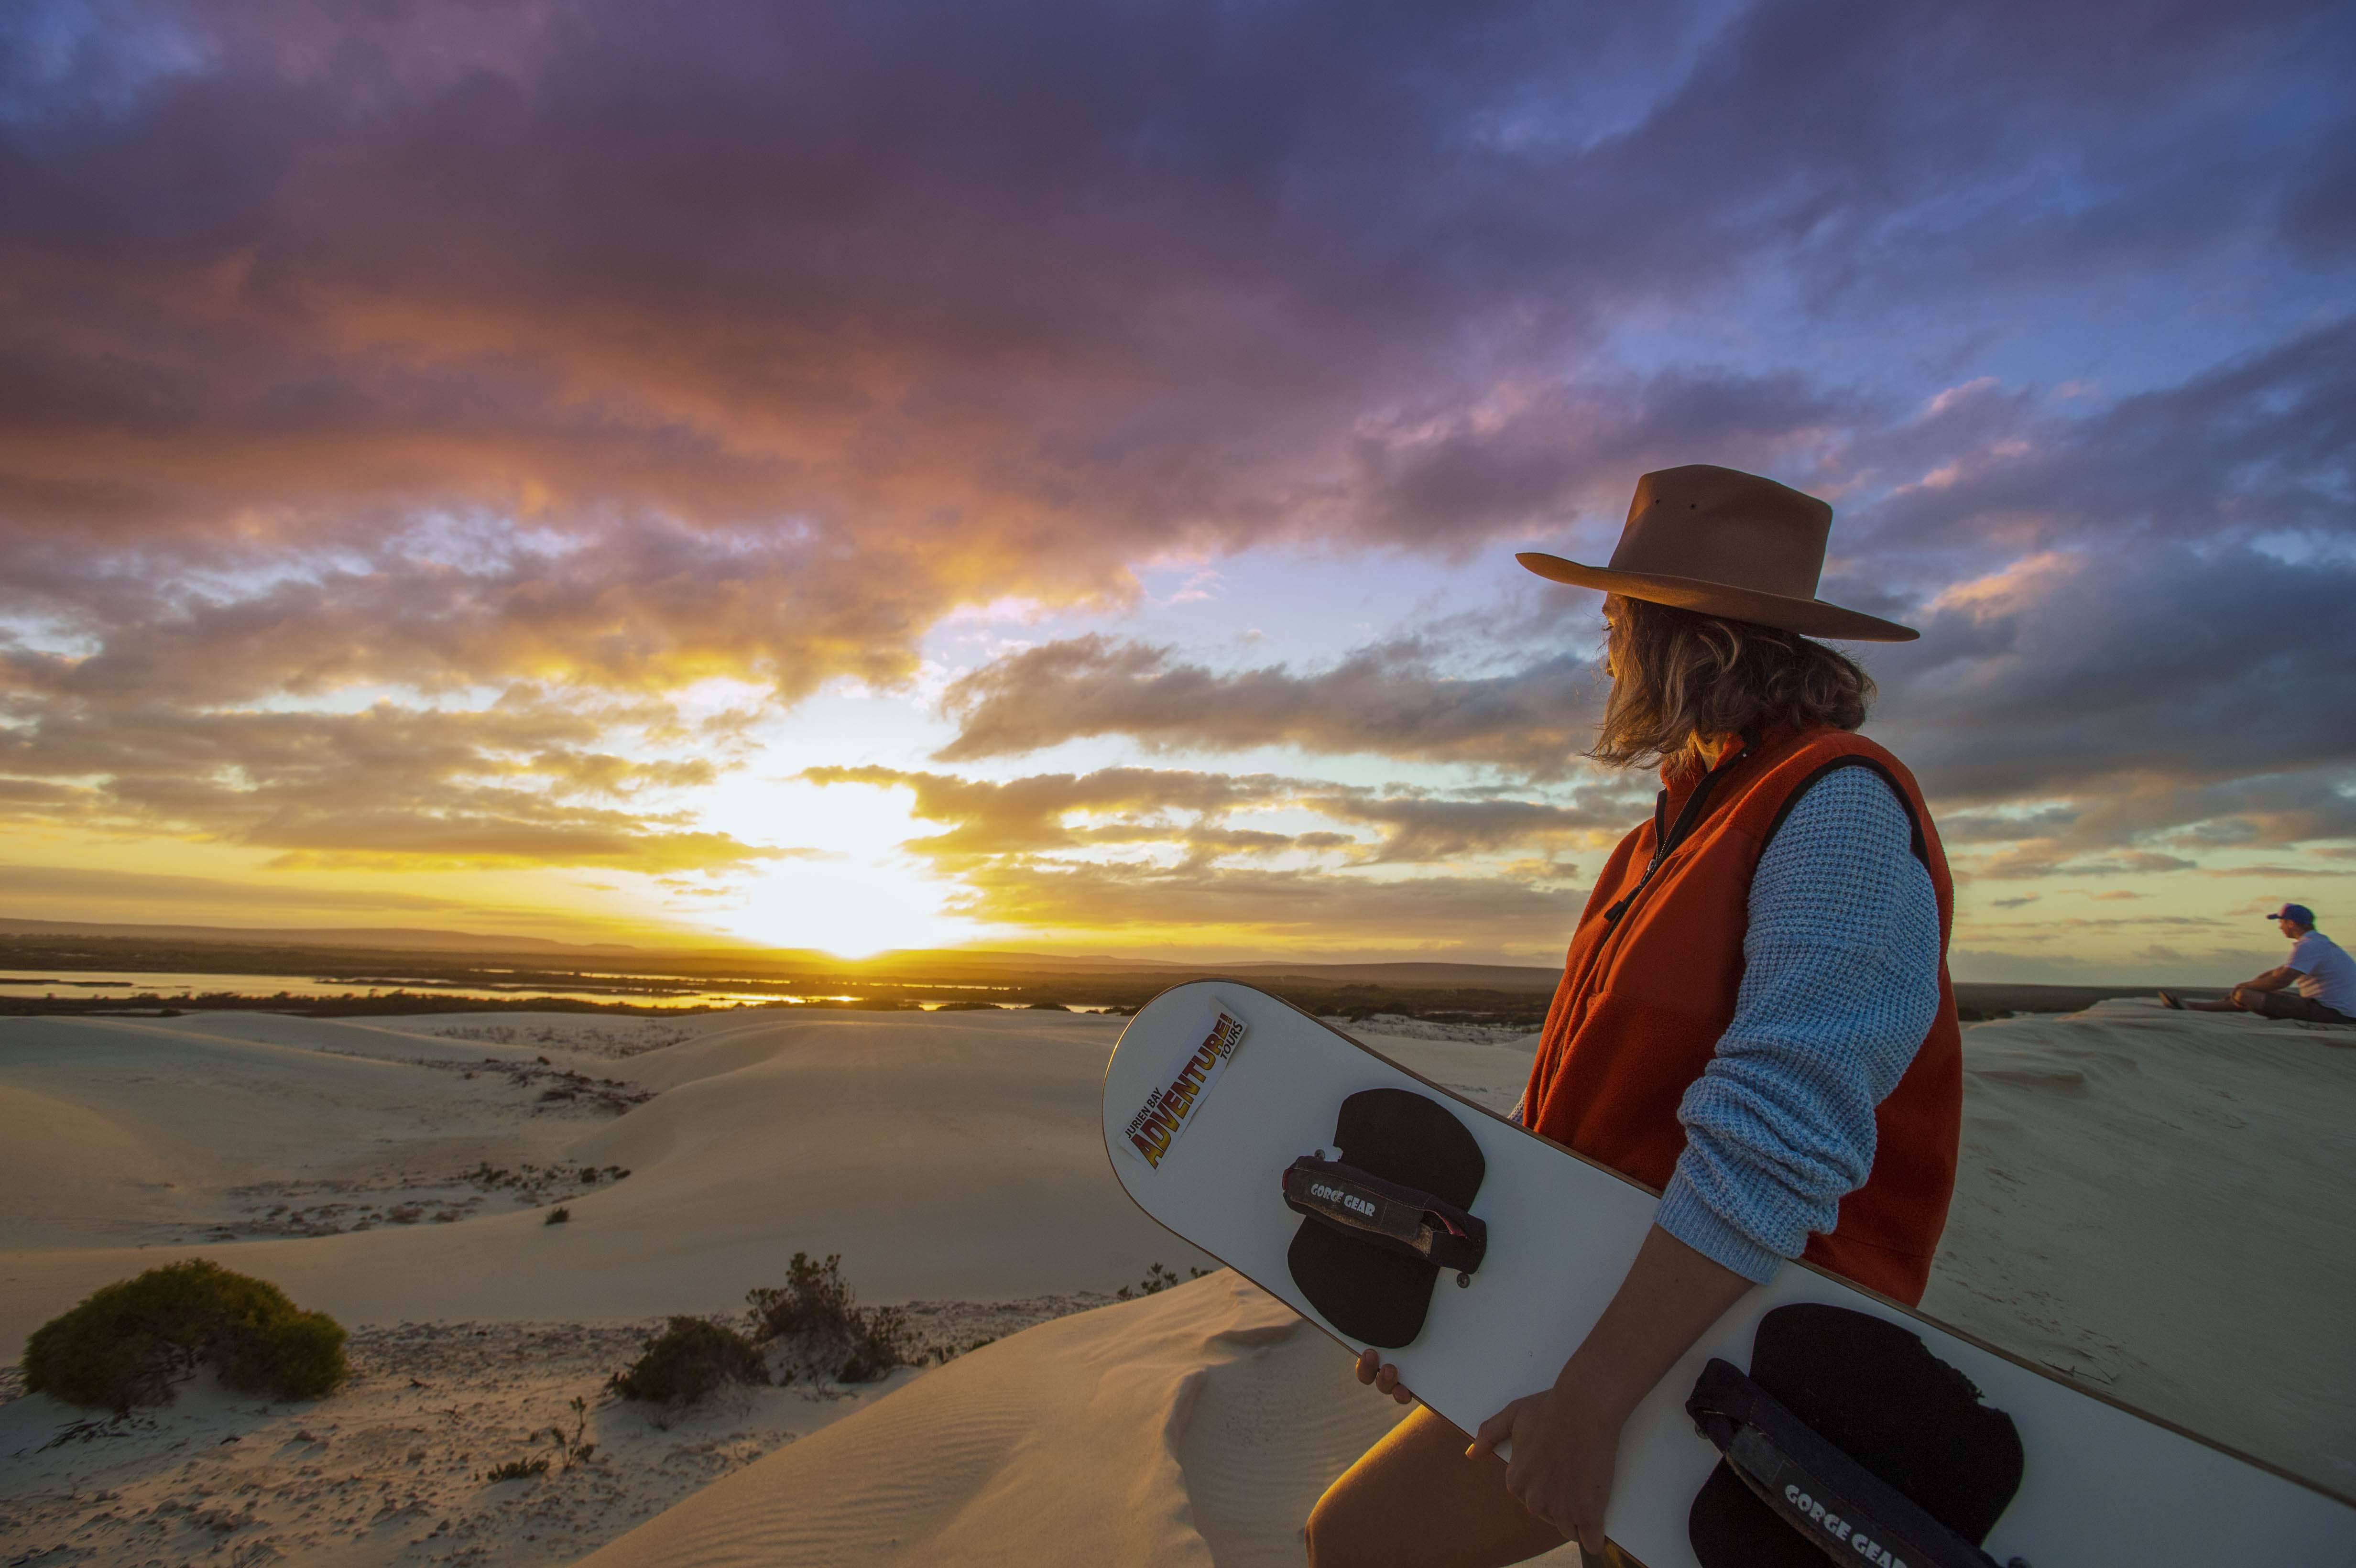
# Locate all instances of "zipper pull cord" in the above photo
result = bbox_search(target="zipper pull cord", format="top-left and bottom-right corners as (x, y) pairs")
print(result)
(1602, 735), (1753, 926)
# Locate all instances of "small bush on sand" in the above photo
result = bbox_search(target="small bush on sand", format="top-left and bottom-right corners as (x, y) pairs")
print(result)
(22, 1260), (347, 1413)
(481, 1394), (599, 1477)
(609, 1317), (769, 1409)
(545, 1207), (571, 1225)
(481, 1456), (550, 1482)
(1116, 1262), (1214, 1299)
(745, 1252), (913, 1383)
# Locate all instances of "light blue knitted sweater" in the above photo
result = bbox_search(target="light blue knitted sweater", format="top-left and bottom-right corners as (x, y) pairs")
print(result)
(1521, 764), (1942, 1282)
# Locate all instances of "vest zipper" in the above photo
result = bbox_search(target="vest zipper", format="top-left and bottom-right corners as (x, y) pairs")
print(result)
(1540, 736), (1761, 1108)
(1598, 735), (1754, 932)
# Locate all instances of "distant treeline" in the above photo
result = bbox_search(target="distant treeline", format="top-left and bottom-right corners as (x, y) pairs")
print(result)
(0, 980), (1559, 1024)
(0, 930), (2202, 1027)
(0, 932), (1568, 1023)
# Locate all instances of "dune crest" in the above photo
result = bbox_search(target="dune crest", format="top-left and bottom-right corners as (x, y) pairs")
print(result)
(1926, 998), (2356, 1492)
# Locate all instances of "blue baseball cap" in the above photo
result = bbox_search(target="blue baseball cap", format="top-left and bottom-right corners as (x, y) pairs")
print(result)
(2267, 904), (2316, 926)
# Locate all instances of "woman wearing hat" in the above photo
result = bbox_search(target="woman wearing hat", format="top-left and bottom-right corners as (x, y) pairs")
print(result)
(1307, 467), (1964, 1567)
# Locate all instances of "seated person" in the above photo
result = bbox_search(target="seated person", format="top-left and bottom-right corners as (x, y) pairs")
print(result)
(2162, 904), (2356, 1025)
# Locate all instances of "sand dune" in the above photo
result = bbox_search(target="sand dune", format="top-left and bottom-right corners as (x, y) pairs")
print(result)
(1923, 998), (2356, 1494)
(575, 1275), (1295, 1568)
(5, 998), (2351, 1566)
(574, 1273), (1581, 1568)
(0, 1008), (1204, 1355)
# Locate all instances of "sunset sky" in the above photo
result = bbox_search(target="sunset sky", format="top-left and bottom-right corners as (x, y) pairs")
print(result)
(2, 1), (2350, 980)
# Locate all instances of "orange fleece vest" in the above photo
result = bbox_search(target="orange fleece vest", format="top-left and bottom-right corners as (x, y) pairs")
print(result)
(1521, 726), (1962, 1305)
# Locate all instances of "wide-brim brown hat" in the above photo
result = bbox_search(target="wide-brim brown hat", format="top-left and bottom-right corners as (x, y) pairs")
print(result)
(1517, 464), (1917, 642)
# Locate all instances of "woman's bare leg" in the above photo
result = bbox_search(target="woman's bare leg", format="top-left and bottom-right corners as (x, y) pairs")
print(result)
(1306, 1405), (1569, 1568)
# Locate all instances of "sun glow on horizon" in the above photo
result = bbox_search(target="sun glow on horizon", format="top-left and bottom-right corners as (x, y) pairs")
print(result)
(704, 856), (981, 958)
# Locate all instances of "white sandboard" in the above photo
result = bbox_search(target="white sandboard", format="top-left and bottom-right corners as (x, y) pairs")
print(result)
(1102, 980), (2356, 1566)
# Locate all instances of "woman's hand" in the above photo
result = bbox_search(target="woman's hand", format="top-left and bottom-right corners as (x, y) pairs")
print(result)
(1467, 1225), (1759, 1557)
(1352, 1347), (1416, 1405)
(1467, 1383), (1626, 1554)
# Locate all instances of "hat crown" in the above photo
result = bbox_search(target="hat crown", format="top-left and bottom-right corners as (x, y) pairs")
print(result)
(1607, 464), (1832, 601)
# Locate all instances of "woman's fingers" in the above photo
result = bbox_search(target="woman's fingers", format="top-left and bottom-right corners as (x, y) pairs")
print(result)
(1353, 1349), (1413, 1403)
(1466, 1395), (1525, 1459)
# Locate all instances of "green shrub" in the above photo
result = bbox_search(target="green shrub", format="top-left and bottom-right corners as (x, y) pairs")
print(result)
(22, 1261), (348, 1413)
(833, 1304), (912, 1384)
(745, 1252), (912, 1383)
(482, 1457), (549, 1482)
(220, 1307), (347, 1396)
(1116, 1262), (1214, 1299)
(609, 1316), (769, 1408)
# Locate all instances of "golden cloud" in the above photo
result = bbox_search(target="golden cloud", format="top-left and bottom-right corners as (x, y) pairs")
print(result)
(0, 692), (787, 873)
(798, 762), (1603, 950)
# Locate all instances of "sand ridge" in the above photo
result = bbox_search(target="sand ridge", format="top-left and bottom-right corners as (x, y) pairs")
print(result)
(1922, 997), (2356, 1493)
(570, 1273), (1586, 1568)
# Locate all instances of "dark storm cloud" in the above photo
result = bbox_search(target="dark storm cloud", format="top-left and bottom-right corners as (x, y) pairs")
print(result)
(1348, 370), (1868, 550)
(941, 317), (2356, 868)
(1857, 319), (2356, 564)
(7, 0), (2347, 557)
(1871, 544), (2356, 806)
(1, 0), (2350, 882)
(937, 528), (2356, 864)
(1849, 326), (2356, 862)
(936, 635), (1602, 779)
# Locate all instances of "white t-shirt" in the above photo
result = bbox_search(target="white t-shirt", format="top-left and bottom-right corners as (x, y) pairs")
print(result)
(2287, 930), (2356, 1015)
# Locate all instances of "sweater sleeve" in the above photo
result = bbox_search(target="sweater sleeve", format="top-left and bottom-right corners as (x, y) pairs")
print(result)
(1653, 764), (1942, 1282)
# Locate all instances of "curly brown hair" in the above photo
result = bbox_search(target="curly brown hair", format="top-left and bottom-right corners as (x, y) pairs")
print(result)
(1589, 593), (1875, 771)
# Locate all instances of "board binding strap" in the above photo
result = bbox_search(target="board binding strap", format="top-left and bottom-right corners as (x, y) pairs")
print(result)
(1282, 1088), (1488, 1349)
(1280, 1154), (1487, 1278)
(1686, 1304), (2029, 1568)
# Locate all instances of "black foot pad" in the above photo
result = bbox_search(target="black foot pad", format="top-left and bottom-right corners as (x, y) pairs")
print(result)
(1286, 1088), (1485, 1349)
(1689, 1304), (2024, 1567)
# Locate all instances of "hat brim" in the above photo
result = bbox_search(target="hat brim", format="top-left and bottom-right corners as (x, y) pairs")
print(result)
(1516, 553), (1919, 642)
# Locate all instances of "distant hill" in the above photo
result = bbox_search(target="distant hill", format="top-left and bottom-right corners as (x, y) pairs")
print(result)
(0, 920), (2166, 1012)
(1222, 959), (1560, 991)
(0, 919), (1563, 991)
(812, 950), (1562, 989)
